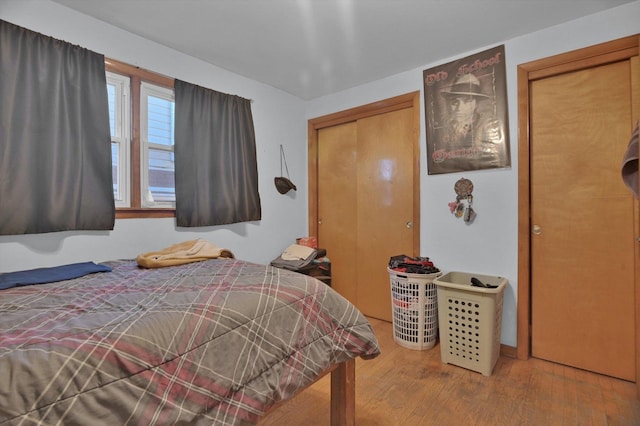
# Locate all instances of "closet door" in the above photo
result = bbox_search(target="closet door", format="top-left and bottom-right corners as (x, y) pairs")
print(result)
(355, 108), (415, 320)
(530, 59), (638, 380)
(317, 122), (358, 304)
(315, 95), (418, 322)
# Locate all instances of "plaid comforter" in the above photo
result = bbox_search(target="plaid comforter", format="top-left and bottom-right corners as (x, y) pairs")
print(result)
(0, 259), (380, 425)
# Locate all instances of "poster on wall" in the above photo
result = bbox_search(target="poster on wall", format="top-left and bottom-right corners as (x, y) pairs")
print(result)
(423, 45), (510, 175)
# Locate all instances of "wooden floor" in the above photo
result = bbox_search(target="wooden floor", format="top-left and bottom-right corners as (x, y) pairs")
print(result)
(260, 318), (640, 426)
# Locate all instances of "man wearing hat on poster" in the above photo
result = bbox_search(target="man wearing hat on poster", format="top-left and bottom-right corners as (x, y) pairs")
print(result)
(441, 73), (488, 148)
(440, 73), (506, 170)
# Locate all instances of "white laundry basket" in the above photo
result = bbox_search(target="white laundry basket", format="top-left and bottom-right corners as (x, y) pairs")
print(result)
(388, 268), (442, 350)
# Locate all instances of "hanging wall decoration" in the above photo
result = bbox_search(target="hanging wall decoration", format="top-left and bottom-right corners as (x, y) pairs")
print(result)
(448, 178), (476, 224)
(274, 144), (297, 194)
(423, 45), (511, 174)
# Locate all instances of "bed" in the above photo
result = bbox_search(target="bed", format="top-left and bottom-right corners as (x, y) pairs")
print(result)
(0, 257), (380, 425)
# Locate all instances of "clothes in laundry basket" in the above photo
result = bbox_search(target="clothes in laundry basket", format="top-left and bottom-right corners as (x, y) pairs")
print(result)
(388, 255), (440, 274)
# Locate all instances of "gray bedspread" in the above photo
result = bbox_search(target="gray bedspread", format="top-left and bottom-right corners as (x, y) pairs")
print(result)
(0, 258), (380, 425)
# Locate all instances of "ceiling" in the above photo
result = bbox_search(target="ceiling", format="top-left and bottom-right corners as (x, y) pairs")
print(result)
(51, 0), (634, 100)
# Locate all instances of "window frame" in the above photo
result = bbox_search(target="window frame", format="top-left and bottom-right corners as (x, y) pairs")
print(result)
(140, 81), (176, 208)
(106, 71), (131, 208)
(105, 58), (176, 219)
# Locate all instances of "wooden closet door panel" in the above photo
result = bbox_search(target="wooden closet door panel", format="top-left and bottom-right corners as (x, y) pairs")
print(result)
(633, 54), (640, 387)
(318, 123), (358, 303)
(312, 92), (420, 321)
(530, 60), (636, 380)
(356, 108), (415, 321)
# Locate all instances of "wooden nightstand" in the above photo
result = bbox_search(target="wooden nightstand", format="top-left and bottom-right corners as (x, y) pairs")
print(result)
(297, 256), (331, 287)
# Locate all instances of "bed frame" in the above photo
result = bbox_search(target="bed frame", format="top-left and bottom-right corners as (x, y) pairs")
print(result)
(264, 358), (356, 425)
(330, 359), (356, 425)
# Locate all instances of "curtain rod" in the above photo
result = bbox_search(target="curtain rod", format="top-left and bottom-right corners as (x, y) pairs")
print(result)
(104, 57), (253, 102)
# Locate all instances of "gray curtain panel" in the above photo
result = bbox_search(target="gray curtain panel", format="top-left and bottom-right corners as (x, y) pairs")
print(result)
(0, 20), (115, 235)
(174, 79), (261, 227)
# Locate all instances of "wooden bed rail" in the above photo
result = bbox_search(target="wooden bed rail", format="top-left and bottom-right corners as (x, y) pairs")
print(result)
(263, 358), (356, 425)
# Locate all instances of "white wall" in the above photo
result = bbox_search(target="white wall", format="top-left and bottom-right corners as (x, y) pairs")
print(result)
(1, 0), (639, 347)
(306, 1), (640, 347)
(0, 0), (309, 269)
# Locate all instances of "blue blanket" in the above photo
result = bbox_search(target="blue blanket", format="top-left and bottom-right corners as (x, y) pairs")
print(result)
(0, 262), (112, 290)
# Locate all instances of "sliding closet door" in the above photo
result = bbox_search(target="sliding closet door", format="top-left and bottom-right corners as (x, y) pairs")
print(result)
(317, 122), (358, 304)
(355, 108), (415, 320)
(315, 93), (419, 322)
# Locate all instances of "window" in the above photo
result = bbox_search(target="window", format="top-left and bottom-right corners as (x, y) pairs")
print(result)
(105, 59), (175, 217)
(140, 82), (175, 207)
(106, 72), (131, 208)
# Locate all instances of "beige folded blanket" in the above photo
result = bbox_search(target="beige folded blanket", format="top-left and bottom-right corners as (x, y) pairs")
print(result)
(136, 239), (235, 268)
